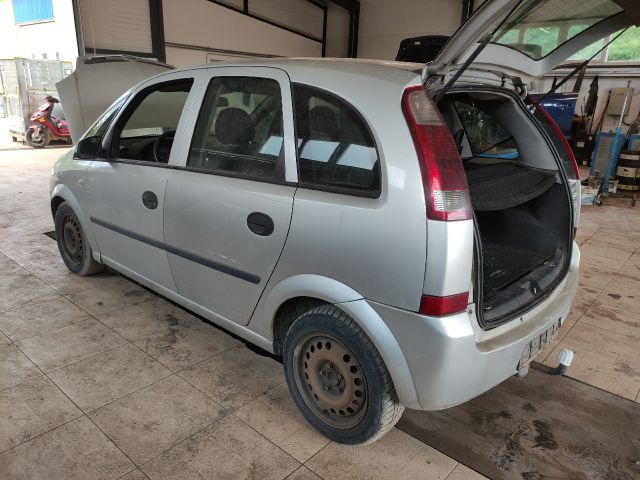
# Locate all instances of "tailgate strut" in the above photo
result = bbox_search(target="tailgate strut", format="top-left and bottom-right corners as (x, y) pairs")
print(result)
(432, 0), (526, 103)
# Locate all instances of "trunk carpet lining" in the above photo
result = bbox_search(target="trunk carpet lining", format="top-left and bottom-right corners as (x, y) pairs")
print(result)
(482, 242), (553, 298)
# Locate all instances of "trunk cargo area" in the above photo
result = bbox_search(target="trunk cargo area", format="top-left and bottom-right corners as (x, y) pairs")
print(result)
(472, 176), (569, 325)
(438, 89), (571, 328)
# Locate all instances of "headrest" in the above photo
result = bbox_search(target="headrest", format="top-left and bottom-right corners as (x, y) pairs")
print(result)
(309, 105), (338, 139)
(215, 107), (255, 146)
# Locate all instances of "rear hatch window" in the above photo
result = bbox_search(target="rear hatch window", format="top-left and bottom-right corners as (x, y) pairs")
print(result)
(491, 0), (623, 60)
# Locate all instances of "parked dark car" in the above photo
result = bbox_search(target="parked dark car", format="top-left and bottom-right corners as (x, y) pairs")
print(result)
(396, 35), (449, 63)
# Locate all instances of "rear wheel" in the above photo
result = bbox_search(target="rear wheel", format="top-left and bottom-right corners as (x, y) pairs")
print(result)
(26, 127), (50, 148)
(283, 305), (404, 445)
(54, 202), (103, 275)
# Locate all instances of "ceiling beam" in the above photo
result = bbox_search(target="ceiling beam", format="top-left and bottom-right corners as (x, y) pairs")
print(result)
(330, 0), (359, 13)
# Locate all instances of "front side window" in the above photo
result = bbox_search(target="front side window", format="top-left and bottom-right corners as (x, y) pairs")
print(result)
(75, 96), (127, 159)
(84, 95), (127, 141)
(187, 76), (284, 181)
(293, 84), (380, 196)
(113, 80), (193, 163)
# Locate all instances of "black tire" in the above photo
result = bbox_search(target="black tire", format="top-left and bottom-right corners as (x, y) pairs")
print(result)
(54, 202), (104, 275)
(283, 305), (404, 445)
(26, 127), (50, 148)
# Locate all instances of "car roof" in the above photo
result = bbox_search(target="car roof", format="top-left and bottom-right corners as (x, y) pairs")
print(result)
(171, 57), (424, 82)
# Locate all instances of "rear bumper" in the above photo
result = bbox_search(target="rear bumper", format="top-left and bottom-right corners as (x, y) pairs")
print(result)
(369, 243), (580, 410)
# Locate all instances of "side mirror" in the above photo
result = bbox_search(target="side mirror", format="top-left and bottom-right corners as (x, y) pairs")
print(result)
(74, 136), (103, 159)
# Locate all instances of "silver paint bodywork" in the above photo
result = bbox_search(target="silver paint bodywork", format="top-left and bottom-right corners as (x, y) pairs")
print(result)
(50, 58), (579, 411)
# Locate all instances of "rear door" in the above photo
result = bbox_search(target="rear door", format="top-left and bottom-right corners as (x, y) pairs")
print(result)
(163, 67), (297, 326)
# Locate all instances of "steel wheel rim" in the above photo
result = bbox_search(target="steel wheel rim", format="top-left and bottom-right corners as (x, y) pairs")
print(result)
(60, 214), (84, 267)
(293, 333), (367, 430)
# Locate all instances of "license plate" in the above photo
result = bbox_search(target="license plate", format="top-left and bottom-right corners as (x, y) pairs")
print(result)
(519, 320), (561, 367)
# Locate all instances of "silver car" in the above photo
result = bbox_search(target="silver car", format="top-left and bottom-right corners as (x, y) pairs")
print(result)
(50, 0), (638, 444)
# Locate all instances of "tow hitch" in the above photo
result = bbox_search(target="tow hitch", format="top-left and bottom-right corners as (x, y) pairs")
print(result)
(546, 348), (574, 376)
(518, 348), (574, 378)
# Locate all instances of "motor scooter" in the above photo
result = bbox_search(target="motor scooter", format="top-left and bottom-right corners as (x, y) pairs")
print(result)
(26, 96), (71, 148)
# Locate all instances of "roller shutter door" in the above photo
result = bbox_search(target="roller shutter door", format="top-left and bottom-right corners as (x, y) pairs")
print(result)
(79, 0), (152, 55)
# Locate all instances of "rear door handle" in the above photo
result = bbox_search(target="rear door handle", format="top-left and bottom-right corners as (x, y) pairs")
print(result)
(142, 191), (158, 209)
(247, 212), (274, 236)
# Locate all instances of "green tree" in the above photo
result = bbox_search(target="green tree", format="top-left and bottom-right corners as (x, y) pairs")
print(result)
(607, 27), (640, 61)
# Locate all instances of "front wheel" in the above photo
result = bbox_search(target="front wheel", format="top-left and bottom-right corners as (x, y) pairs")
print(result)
(26, 127), (50, 148)
(283, 305), (404, 445)
(54, 202), (104, 275)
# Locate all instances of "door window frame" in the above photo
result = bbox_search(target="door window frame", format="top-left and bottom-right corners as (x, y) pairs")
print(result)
(100, 70), (206, 168)
(171, 66), (299, 185)
(291, 82), (382, 199)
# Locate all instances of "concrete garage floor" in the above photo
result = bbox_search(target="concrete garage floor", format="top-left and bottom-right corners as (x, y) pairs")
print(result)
(0, 148), (639, 480)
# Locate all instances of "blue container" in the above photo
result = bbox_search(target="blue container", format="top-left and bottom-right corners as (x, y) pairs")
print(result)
(591, 131), (626, 184)
(530, 93), (578, 138)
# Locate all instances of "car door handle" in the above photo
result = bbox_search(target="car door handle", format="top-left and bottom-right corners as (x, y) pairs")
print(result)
(247, 212), (274, 236)
(142, 191), (158, 210)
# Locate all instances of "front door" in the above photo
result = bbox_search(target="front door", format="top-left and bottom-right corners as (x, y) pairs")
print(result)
(85, 73), (200, 290)
(163, 67), (297, 325)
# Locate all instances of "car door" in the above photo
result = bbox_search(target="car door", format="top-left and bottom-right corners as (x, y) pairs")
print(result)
(163, 67), (297, 326)
(84, 71), (203, 290)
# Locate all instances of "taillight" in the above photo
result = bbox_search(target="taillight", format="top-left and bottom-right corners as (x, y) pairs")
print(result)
(568, 179), (581, 239)
(529, 96), (579, 180)
(402, 85), (472, 222)
(420, 293), (469, 316)
(404, 86), (471, 316)
(529, 96), (580, 237)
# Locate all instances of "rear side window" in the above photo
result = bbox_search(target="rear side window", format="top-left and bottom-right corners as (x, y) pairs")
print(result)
(293, 84), (380, 196)
(188, 77), (284, 181)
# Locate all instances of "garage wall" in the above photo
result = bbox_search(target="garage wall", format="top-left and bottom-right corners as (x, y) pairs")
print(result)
(325, 3), (350, 58)
(247, 0), (324, 40)
(79, 0), (153, 55)
(357, 0), (462, 60)
(163, 0), (323, 67)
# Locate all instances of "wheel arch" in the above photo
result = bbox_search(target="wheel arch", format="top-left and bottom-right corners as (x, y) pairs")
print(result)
(261, 274), (420, 408)
(50, 184), (101, 260)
